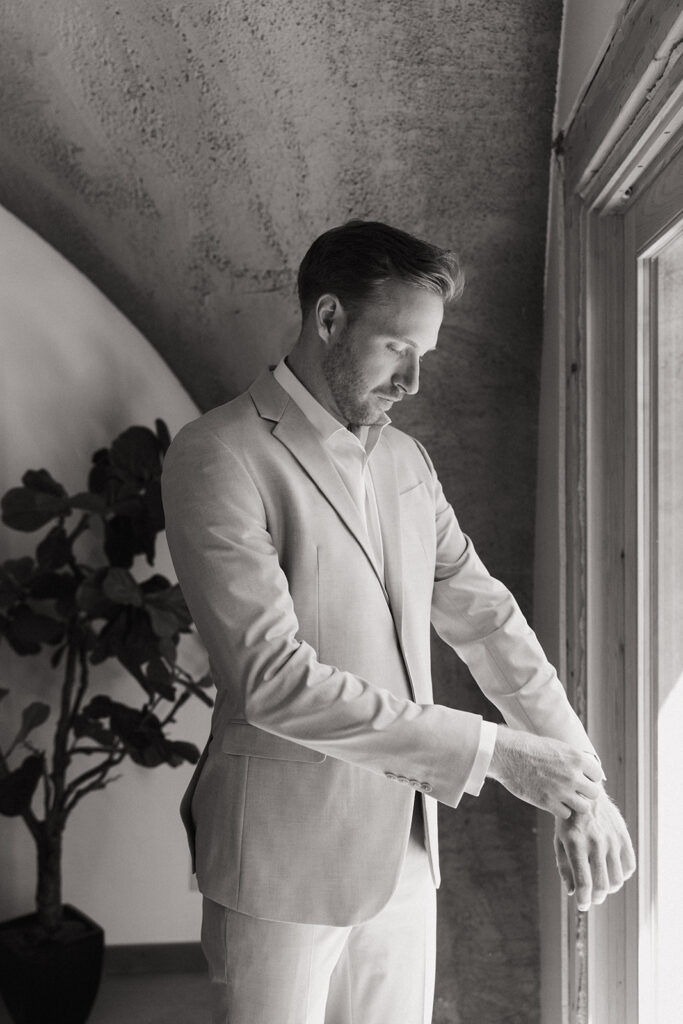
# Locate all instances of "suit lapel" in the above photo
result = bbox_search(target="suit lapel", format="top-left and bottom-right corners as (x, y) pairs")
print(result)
(250, 370), (389, 599)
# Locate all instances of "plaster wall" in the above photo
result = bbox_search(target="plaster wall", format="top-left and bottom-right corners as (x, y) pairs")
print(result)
(1, 3), (564, 1019)
(0, 205), (208, 945)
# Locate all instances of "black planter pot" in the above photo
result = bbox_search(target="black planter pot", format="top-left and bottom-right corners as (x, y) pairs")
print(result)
(0, 905), (104, 1024)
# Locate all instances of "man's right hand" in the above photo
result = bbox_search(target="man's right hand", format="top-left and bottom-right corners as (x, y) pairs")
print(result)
(486, 726), (603, 818)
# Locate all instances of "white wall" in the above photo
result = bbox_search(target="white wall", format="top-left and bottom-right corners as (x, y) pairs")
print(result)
(0, 204), (210, 944)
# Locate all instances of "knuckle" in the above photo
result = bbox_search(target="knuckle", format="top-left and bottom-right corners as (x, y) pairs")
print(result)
(591, 839), (607, 860)
(566, 833), (583, 854)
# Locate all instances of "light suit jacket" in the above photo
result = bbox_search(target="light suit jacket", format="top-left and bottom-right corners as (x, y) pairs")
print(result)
(160, 368), (597, 926)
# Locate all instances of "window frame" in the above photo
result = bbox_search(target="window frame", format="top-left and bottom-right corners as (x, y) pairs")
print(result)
(548, 2), (683, 1019)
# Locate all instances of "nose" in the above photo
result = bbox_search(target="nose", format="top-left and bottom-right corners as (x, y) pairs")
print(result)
(393, 351), (420, 396)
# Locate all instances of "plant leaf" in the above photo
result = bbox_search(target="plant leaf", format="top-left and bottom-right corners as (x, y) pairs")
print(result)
(103, 515), (137, 569)
(157, 636), (177, 663)
(110, 427), (162, 483)
(1, 487), (69, 532)
(141, 574), (171, 594)
(145, 656), (171, 686)
(102, 568), (143, 607)
(2, 605), (65, 654)
(30, 572), (77, 606)
(146, 604), (180, 639)
(0, 754), (44, 816)
(82, 695), (115, 719)
(143, 480), (165, 533)
(12, 702), (50, 747)
(75, 572), (117, 618)
(36, 526), (72, 570)
(72, 715), (115, 747)
(155, 418), (171, 455)
(0, 558), (35, 606)
(21, 470), (67, 498)
(145, 585), (192, 634)
(166, 740), (200, 767)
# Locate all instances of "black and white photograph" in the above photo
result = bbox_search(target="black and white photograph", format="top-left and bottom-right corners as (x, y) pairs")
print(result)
(0, 2), (680, 1022)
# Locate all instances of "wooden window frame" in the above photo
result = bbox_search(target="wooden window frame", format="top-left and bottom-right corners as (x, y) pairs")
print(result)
(551, 2), (683, 1020)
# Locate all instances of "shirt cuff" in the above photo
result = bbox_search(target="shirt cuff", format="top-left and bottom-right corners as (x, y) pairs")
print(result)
(462, 721), (498, 797)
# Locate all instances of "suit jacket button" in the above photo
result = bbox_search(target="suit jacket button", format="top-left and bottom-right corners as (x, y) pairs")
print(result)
(397, 775), (409, 784)
(420, 783), (432, 793)
(385, 771), (398, 781)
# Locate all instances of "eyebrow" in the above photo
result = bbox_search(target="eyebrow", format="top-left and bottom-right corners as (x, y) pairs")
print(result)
(396, 336), (437, 353)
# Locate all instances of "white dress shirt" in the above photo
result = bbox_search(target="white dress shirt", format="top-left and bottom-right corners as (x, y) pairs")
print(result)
(273, 358), (496, 796)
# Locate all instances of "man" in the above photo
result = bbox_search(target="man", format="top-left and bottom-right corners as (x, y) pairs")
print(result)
(161, 220), (635, 1024)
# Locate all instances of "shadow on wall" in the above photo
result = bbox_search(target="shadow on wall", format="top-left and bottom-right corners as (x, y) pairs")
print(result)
(0, 204), (210, 945)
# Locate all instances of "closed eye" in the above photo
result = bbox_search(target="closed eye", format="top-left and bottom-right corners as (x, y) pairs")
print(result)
(386, 340), (435, 361)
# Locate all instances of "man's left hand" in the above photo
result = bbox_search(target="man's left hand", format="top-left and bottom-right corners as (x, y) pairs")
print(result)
(553, 789), (636, 911)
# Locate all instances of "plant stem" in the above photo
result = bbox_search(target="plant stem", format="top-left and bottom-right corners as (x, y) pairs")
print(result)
(62, 751), (125, 816)
(51, 640), (78, 813)
(161, 689), (191, 726)
(70, 644), (90, 723)
(36, 821), (63, 934)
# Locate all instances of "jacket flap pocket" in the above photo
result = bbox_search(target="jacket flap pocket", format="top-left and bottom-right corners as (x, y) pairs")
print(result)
(220, 722), (326, 762)
(399, 480), (428, 503)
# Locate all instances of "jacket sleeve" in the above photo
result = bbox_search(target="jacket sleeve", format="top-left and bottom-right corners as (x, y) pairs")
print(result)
(161, 421), (484, 808)
(415, 441), (600, 759)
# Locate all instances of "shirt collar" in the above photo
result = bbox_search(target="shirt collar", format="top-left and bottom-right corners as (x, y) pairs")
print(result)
(272, 358), (389, 453)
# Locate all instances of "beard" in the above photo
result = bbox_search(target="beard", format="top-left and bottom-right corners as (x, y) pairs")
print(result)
(322, 336), (388, 426)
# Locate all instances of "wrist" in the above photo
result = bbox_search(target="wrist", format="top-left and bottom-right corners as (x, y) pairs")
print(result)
(486, 725), (511, 782)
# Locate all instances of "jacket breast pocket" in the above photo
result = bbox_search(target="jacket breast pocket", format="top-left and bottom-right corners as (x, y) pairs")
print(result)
(220, 721), (326, 762)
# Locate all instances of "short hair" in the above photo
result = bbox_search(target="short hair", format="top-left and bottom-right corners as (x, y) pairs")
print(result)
(296, 219), (464, 321)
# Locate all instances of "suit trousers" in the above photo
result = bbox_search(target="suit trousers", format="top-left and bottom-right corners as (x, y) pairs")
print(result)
(201, 801), (437, 1024)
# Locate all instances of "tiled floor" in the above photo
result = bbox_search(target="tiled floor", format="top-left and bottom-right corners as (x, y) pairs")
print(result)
(0, 972), (211, 1024)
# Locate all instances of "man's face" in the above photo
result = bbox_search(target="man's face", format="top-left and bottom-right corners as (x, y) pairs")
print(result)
(321, 280), (444, 426)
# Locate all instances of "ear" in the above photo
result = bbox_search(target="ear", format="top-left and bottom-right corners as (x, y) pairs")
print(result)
(314, 294), (345, 345)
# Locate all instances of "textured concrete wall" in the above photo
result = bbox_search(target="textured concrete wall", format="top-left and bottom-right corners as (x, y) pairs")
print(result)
(0, 2), (562, 1020)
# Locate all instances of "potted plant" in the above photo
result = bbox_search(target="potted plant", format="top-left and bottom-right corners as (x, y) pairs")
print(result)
(0, 420), (212, 1024)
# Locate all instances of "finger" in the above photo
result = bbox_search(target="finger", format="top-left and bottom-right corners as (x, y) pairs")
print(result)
(606, 846), (624, 893)
(568, 845), (592, 910)
(554, 801), (572, 821)
(589, 844), (610, 904)
(620, 838), (637, 879)
(581, 755), (604, 783)
(564, 792), (594, 816)
(554, 836), (575, 894)
(576, 778), (601, 801)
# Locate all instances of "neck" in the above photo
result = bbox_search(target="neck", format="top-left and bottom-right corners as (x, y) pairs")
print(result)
(285, 340), (347, 425)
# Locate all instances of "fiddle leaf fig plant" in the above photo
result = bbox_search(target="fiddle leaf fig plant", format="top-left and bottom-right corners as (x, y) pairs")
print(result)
(0, 420), (212, 935)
